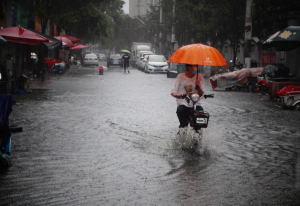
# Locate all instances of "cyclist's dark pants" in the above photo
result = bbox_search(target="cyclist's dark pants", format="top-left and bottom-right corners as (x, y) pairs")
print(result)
(176, 105), (194, 128)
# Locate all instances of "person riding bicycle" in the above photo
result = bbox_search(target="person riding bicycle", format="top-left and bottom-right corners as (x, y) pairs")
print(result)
(171, 64), (205, 128)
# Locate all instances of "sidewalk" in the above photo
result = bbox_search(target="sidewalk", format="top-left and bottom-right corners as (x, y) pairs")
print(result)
(25, 65), (78, 91)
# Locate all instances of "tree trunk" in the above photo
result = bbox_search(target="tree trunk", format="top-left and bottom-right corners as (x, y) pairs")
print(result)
(41, 18), (48, 34)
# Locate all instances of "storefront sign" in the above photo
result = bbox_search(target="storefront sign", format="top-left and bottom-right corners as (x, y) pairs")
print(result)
(261, 53), (276, 66)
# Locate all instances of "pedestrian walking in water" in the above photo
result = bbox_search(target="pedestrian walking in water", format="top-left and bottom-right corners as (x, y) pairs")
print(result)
(122, 53), (130, 73)
(98, 65), (104, 75)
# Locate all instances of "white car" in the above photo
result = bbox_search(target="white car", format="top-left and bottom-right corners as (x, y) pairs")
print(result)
(136, 51), (153, 69)
(145, 55), (169, 73)
(138, 53), (154, 70)
(83, 53), (98, 66)
(140, 54), (153, 72)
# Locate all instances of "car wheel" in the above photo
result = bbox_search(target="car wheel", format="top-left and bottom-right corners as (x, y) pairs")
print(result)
(294, 103), (300, 111)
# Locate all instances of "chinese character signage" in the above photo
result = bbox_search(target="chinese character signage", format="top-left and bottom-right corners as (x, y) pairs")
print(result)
(261, 53), (276, 66)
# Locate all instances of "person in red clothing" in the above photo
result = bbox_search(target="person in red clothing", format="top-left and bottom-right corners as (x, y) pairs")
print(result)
(98, 66), (104, 75)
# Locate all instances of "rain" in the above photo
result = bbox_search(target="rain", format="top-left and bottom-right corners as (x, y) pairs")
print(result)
(1, 0), (300, 205)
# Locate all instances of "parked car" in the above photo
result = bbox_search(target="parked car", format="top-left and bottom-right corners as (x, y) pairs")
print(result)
(136, 51), (154, 70)
(98, 53), (107, 61)
(83, 53), (98, 66)
(140, 54), (154, 72)
(145, 55), (169, 73)
(108, 54), (122, 67)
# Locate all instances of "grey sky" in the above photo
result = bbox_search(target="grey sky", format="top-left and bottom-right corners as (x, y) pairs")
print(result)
(123, 0), (129, 14)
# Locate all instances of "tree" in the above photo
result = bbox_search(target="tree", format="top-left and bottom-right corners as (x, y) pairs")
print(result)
(252, 0), (300, 39)
(145, 0), (246, 61)
(25, 0), (125, 43)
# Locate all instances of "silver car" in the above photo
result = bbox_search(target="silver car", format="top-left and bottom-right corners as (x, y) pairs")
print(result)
(98, 53), (107, 61)
(83, 53), (98, 66)
(136, 51), (153, 69)
(145, 55), (169, 73)
(140, 54), (153, 72)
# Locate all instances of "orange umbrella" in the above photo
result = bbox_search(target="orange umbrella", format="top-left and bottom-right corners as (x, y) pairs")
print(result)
(168, 43), (227, 66)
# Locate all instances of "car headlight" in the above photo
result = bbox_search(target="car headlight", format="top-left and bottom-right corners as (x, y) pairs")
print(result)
(148, 64), (155, 69)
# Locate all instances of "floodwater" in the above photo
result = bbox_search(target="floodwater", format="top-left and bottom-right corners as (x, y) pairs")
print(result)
(1, 62), (300, 205)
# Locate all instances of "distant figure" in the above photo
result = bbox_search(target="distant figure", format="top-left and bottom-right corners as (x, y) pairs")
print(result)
(70, 55), (74, 65)
(122, 53), (130, 73)
(98, 66), (104, 75)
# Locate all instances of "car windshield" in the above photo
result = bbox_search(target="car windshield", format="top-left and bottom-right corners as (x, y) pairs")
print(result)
(85, 54), (96, 58)
(139, 51), (152, 56)
(110, 55), (121, 59)
(149, 55), (166, 62)
(142, 53), (152, 57)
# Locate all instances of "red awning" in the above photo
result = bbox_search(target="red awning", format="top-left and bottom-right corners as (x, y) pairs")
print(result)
(54, 36), (74, 48)
(57, 35), (80, 43)
(0, 26), (50, 45)
(71, 44), (89, 50)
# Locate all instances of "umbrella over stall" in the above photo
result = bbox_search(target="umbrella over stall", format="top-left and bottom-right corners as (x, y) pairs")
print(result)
(0, 26), (50, 45)
(262, 26), (300, 51)
(54, 36), (74, 48)
(0, 35), (6, 44)
(58, 35), (80, 43)
(71, 44), (89, 50)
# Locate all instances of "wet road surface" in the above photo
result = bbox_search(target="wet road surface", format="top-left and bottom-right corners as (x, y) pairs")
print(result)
(1, 62), (300, 205)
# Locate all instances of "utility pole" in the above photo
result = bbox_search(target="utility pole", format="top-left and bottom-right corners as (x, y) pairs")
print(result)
(244, 0), (253, 68)
(170, 0), (178, 71)
(171, 0), (176, 44)
(159, 0), (162, 54)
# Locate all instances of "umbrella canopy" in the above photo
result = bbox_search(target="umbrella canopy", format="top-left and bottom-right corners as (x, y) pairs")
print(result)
(0, 35), (6, 44)
(54, 36), (74, 48)
(262, 26), (300, 51)
(58, 35), (81, 43)
(25, 28), (62, 50)
(0, 26), (49, 45)
(168, 43), (227, 66)
(71, 44), (89, 50)
(121, 49), (130, 53)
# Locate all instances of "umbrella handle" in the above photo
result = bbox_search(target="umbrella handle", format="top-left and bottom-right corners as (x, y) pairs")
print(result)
(195, 68), (199, 89)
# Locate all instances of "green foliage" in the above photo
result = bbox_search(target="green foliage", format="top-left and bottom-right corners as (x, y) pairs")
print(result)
(252, 0), (300, 38)
(145, 0), (246, 46)
(32, 0), (125, 43)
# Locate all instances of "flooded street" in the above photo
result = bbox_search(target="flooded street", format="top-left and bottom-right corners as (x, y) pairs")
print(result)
(1, 64), (300, 206)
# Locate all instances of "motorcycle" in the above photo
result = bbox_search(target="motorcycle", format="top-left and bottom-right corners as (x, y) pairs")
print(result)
(52, 62), (66, 74)
(249, 75), (272, 94)
(175, 93), (214, 156)
(229, 59), (244, 72)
